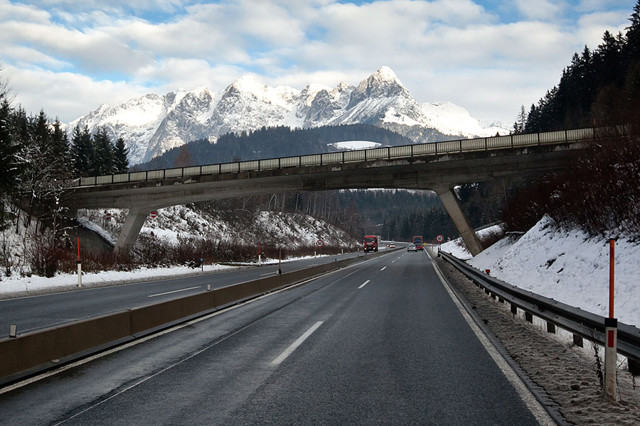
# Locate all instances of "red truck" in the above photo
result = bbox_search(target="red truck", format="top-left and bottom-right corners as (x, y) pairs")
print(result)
(363, 235), (378, 252)
(412, 235), (424, 250)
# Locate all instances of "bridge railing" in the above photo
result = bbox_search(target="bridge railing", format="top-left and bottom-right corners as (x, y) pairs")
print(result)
(68, 127), (600, 188)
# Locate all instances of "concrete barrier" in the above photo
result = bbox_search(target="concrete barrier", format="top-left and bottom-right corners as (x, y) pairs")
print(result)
(130, 291), (216, 335)
(0, 251), (388, 385)
(0, 311), (131, 382)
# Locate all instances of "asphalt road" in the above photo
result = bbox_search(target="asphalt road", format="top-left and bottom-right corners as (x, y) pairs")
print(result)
(0, 250), (549, 425)
(0, 250), (364, 334)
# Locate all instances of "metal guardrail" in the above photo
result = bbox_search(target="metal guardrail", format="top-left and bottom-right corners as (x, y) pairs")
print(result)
(66, 127), (600, 188)
(438, 250), (640, 371)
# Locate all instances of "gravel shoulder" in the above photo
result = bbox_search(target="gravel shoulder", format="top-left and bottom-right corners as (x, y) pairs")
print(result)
(435, 255), (640, 425)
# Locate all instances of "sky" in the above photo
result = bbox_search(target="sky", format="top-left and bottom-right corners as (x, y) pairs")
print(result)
(0, 0), (637, 126)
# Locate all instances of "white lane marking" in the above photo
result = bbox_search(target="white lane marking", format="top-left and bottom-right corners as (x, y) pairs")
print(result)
(148, 286), (200, 298)
(358, 280), (371, 289)
(271, 321), (323, 366)
(429, 257), (555, 426)
(380, 266), (387, 271)
(260, 271), (276, 276)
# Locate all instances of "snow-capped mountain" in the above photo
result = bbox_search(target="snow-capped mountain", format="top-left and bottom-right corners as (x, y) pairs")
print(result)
(70, 67), (509, 165)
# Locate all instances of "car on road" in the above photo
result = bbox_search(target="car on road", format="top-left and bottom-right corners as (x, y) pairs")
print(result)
(389, 243), (396, 248)
(407, 244), (417, 252)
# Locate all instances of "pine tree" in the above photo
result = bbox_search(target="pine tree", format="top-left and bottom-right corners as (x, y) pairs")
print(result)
(113, 136), (129, 173)
(513, 106), (527, 134)
(71, 125), (94, 177)
(0, 94), (24, 230)
(92, 127), (114, 175)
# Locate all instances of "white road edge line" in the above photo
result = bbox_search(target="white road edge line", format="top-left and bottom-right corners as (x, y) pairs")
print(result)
(271, 321), (323, 366)
(358, 280), (370, 289)
(148, 286), (200, 298)
(380, 266), (387, 271)
(429, 256), (555, 426)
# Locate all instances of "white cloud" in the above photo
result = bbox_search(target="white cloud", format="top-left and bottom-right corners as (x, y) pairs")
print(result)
(515, 0), (564, 21)
(1, 0), (637, 125)
(2, 64), (145, 121)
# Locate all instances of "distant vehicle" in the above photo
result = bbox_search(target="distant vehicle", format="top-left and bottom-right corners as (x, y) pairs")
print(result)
(407, 243), (417, 252)
(389, 243), (396, 248)
(363, 235), (378, 252)
(412, 236), (424, 250)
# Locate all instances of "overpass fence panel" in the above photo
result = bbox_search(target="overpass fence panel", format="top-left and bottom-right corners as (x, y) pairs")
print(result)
(165, 168), (183, 179)
(301, 154), (321, 166)
(512, 133), (538, 147)
(240, 160), (259, 172)
(344, 150), (366, 162)
(461, 138), (487, 152)
(113, 173), (129, 183)
(436, 140), (462, 154)
(539, 130), (566, 144)
(184, 166), (202, 176)
(66, 127), (602, 188)
(486, 135), (512, 149)
(322, 152), (343, 165)
(389, 146), (411, 159)
(280, 156), (299, 168)
(258, 158), (279, 171)
(411, 143), (436, 156)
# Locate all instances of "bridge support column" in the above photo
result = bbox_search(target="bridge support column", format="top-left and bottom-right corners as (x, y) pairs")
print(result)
(114, 208), (150, 258)
(435, 187), (483, 256)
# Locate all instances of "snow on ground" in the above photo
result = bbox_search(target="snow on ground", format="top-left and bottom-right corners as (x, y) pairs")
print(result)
(328, 141), (382, 150)
(0, 264), (237, 296)
(440, 215), (640, 328)
(0, 205), (358, 298)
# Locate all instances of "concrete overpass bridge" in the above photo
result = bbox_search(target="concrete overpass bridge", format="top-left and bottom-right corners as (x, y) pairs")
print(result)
(62, 127), (599, 257)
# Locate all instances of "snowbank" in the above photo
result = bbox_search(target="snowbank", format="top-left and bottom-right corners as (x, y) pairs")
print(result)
(441, 216), (640, 328)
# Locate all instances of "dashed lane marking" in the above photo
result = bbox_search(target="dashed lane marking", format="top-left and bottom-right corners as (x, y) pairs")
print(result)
(358, 280), (371, 289)
(271, 321), (323, 366)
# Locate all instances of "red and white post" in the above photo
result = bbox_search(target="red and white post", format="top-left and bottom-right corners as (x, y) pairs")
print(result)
(604, 238), (617, 400)
(77, 237), (82, 288)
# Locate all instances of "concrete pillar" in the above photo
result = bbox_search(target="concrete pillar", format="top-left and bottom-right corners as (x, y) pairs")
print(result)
(435, 187), (483, 256)
(114, 207), (150, 258)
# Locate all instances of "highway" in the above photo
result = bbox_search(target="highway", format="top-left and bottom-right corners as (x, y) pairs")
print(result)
(0, 251), (363, 334)
(0, 250), (551, 424)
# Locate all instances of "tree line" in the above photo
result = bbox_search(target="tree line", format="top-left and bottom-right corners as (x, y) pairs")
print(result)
(505, 1), (640, 238)
(135, 124), (413, 170)
(515, 1), (640, 133)
(0, 85), (130, 228)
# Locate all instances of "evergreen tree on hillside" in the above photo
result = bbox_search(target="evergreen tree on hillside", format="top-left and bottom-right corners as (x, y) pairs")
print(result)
(92, 127), (114, 175)
(113, 136), (129, 173)
(71, 125), (94, 177)
(522, 1), (640, 130)
(0, 96), (24, 230)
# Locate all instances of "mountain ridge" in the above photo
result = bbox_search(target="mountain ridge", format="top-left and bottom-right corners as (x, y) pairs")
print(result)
(70, 67), (509, 165)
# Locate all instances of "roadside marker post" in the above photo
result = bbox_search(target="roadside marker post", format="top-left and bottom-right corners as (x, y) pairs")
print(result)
(604, 238), (617, 401)
(77, 237), (82, 288)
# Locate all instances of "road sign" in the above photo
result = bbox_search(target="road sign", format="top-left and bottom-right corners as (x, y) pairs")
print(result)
(150, 211), (157, 219)
(436, 235), (444, 243)
(316, 239), (324, 247)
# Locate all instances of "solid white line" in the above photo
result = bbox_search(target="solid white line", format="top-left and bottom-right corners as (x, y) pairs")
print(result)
(380, 266), (387, 271)
(358, 280), (371, 289)
(271, 321), (323, 366)
(148, 286), (200, 298)
(429, 257), (555, 425)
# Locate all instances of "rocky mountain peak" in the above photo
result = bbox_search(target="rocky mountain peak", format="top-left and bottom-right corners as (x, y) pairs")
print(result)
(69, 67), (509, 165)
(347, 66), (409, 109)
